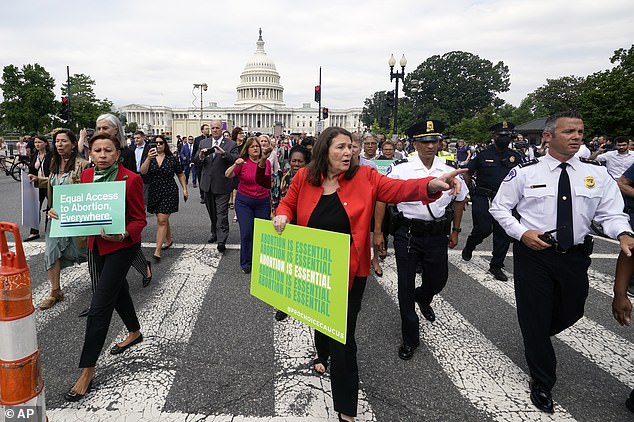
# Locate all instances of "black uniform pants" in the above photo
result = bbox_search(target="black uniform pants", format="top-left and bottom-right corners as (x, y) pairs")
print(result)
(79, 242), (141, 368)
(513, 241), (590, 390)
(394, 225), (448, 348)
(314, 277), (367, 416)
(465, 194), (510, 268)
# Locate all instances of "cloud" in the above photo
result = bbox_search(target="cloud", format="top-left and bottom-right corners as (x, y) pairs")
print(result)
(1, 0), (632, 110)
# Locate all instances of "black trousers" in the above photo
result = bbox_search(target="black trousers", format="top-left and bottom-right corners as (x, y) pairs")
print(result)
(513, 241), (590, 389)
(204, 191), (230, 243)
(314, 276), (367, 416)
(465, 194), (510, 268)
(394, 226), (448, 347)
(79, 242), (141, 368)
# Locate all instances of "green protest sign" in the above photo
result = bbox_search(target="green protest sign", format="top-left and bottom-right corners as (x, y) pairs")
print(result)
(372, 159), (395, 175)
(49, 181), (126, 238)
(251, 218), (350, 343)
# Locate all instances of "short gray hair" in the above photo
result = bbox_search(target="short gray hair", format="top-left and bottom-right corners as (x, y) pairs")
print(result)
(96, 113), (125, 149)
(543, 111), (582, 135)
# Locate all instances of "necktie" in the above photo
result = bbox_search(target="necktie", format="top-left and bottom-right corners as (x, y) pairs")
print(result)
(557, 163), (574, 249)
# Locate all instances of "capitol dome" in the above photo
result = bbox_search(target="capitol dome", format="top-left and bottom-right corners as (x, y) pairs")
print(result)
(235, 29), (284, 107)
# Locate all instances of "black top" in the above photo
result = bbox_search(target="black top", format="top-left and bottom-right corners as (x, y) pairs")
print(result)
(307, 192), (351, 236)
(467, 144), (523, 191)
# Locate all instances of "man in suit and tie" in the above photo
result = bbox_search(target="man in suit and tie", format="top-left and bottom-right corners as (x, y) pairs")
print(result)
(129, 130), (151, 207)
(195, 119), (239, 252)
(179, 136), (196, 187)
(193, 124), (210, 203)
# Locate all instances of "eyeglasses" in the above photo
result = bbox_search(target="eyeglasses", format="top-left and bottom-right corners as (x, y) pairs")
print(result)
(156, 142), (165, 145)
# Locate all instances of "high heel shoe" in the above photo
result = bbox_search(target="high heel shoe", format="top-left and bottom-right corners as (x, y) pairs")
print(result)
(161, 241), (174, 250)
(373, 265), (383, 278)
(152, 254), (161, 262)
(142, 261), (152, 287)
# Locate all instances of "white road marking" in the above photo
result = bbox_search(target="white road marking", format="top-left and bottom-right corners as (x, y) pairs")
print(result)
(450, 255), (634, 389)
(274, 317), (375, 420)
(49, 244), (221, 421)
(377, 254), (576, 421)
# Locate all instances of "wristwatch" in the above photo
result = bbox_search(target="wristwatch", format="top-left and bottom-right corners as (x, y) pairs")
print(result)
(617, 231), (634, 240)
(451, 227), (462, 233)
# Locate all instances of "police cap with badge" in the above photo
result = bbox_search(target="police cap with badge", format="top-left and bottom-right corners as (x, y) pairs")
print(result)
(406, 120), (445, 142)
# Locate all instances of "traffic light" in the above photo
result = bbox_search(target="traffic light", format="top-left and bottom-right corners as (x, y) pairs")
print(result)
(322, 107), (329, 119)
(386, 90), (395, 109)
(314, 85), (321, 103)
(60, 96), (69, 121)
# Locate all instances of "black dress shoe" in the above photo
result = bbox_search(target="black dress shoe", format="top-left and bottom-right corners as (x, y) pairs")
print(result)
(142, 261), (152, 288)
(24, 234), (40, 242)
(110, 334), (143, 355)
(626, 388), (634, 413)
(275, 310), (288, 321)
(461, 246), (473, 261)
(217, 242), (226, 253)
(242, 267), (251, 274)
(208, 236), (217, 243)
(78, 308), (89, 318)
(64, 380), (93, 402)
(529, 380), (554, 414)
(420, 303), (436, 322)
(398, 344), (417, 360)
(489, 267), (508, 281)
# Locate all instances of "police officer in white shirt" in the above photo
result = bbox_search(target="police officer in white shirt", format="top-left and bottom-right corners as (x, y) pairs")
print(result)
(490, 111), (634, 414)
(384, 120), (467, 361)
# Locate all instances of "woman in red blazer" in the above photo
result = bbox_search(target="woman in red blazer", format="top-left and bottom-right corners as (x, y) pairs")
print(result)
(273, 127), (465, 422)
(59, 133), (147, 402)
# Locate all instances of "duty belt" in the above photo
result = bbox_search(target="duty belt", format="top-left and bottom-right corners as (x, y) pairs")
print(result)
(474, 187), (497, 198)
(401, 216), (449, 236)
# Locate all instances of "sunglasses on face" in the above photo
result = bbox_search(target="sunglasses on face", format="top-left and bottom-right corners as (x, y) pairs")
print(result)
(156, 142), (165, 145)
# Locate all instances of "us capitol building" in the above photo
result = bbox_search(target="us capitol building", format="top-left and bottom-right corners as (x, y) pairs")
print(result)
(120, 30), (364, 137)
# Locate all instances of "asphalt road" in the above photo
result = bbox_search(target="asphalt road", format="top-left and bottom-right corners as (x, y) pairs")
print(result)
(0, 173), (633, 422)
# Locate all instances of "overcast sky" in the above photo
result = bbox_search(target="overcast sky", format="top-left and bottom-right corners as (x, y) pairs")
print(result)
(2, 0), (632, 111)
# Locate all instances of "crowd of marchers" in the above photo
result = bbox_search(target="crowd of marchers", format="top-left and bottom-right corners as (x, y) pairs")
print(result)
(10, 112), (634, 421)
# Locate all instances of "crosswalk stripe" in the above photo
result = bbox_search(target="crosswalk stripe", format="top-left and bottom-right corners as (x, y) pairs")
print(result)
(377, 254), (576, 421)
(449, 255), (634, 390)
(50, 244), (220, 419)
(273, 316), (375, 420)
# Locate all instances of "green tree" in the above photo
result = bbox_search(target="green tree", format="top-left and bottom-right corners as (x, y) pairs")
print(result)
(404, 51), (510, 125)
(528, 76), (588, 116)
(577, 45), (634, 136)
(61, 73), (114, 131)
(0, 64), (57, 133)
(361, 90), (392, 130)
(450, 107), (498, 143)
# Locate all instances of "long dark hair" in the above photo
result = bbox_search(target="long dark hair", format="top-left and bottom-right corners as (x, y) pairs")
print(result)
(305, 127), (358, 186)
(154, 135), (173, 156)
(50, 129), (79, 174)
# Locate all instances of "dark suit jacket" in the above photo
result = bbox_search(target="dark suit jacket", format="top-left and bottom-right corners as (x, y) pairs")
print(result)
(28, 151), (51, 178)
(128, 142), (151, 184)
(192, 135), (207, 163)
(194, 137), (239, 194)
(179, 142), (195, 166)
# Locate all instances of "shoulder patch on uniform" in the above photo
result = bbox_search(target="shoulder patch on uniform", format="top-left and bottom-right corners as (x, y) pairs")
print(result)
(579, 157), (603, 166)
(518, 158), (539, 168)
(503, 168), (517, 182)
(392, 158), (408, 166)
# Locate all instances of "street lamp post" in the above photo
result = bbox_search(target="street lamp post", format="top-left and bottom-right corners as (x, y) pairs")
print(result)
(388, 54), (407, 137)
(193, 83), (208, 124)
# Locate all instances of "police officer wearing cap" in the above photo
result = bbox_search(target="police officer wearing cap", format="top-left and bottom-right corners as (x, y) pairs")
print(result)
(381, 120), (468, 360)
(490, 111), (634, 414)
(461, 121), (523, 281)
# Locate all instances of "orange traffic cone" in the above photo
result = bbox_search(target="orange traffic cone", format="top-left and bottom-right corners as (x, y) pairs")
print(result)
(0, 222), (47, 421)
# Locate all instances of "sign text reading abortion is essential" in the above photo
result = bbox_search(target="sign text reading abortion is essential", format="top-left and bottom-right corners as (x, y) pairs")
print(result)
(251, 218), (350, 343)
(50, 181), (126, 237)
